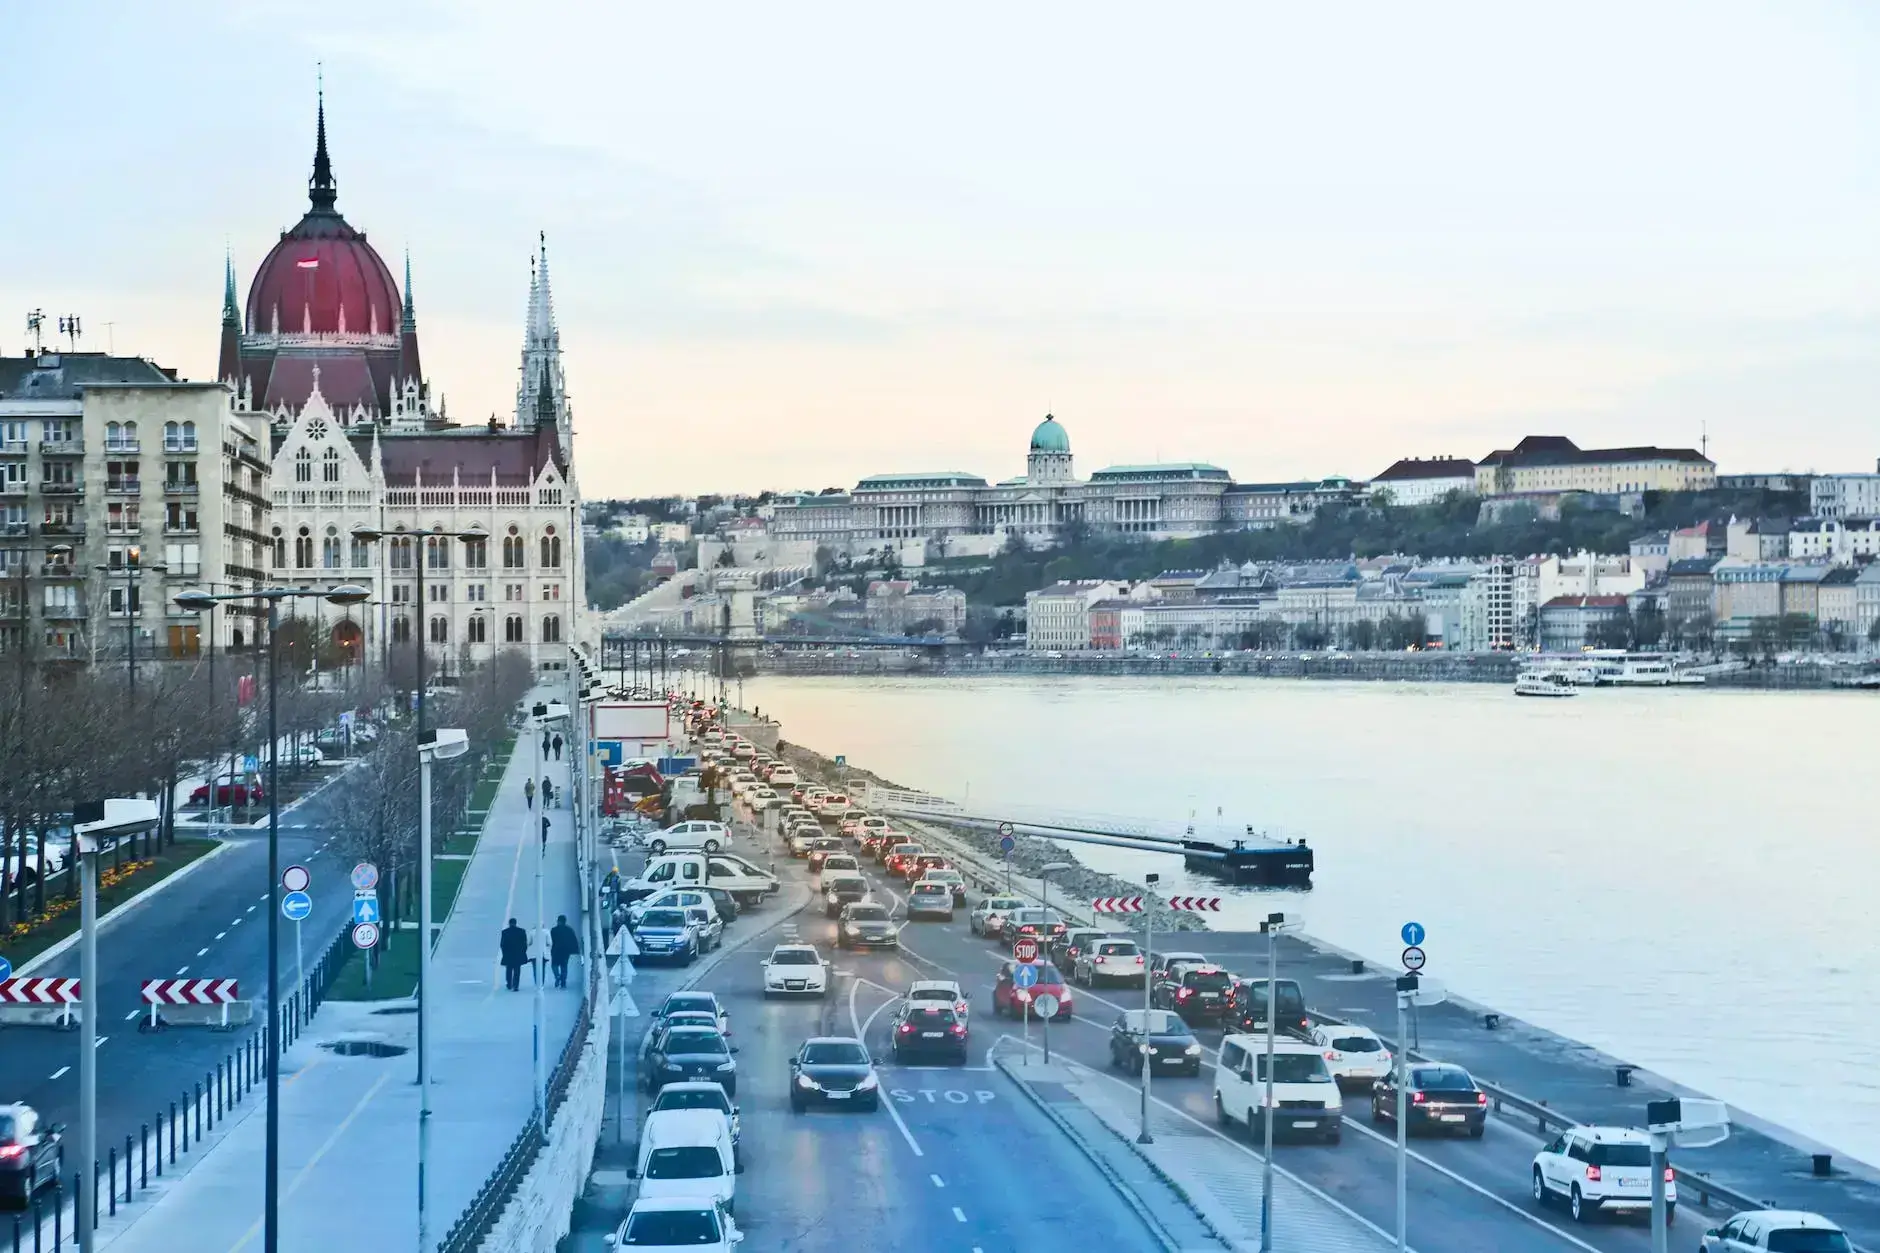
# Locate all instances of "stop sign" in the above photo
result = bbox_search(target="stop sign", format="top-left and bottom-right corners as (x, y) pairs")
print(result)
(1013, 937), (1040, 963)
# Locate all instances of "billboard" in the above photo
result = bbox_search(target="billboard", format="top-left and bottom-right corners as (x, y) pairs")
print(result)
(589, 701), (670, 743)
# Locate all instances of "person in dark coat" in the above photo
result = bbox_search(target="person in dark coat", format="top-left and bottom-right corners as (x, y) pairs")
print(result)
(499, 918), (529, 991)
(549, 914), (580, 988)
(523, 777), (535, 809)
(542, 728), (552, 756)
(552, 732), (564, 762)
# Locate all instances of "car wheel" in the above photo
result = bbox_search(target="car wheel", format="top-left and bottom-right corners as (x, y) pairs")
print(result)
(1214, 1092), (1232, 1128)
(649, 839), (666, 854)
(1468, 1121), (1484, 1139)
(1531, 1169), (1547, 1206)
(704, 839), (720, 852)
(1370, 1097), (1387, 1124)
(1324, 1128), (1341, 1145)
(1568, 1186), (1587, 1223)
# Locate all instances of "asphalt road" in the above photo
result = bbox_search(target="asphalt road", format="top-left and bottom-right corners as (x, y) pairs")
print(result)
(0, 768), (357, 1169)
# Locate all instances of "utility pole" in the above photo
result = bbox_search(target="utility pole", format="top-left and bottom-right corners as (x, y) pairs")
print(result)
(1137, 872), (1158, 1145)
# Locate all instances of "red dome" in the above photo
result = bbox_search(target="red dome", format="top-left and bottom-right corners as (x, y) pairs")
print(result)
(246, 219), (400, 339)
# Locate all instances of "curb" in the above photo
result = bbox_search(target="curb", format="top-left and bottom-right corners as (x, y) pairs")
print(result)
(992, 1051), (1196, 1253)
(16, 839), (235, 978)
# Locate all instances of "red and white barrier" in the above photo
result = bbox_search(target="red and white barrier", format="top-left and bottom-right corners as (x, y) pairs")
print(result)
(140, 978), (242, 1030)
(1090, 897), (1145, 914)
(0, 977), (80, 1003)
(1165, 896), (1222, 912)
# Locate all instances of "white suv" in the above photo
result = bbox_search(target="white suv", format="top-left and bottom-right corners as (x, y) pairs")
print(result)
(1532, 1125), (1674, 1224)
(1307, 1023), (1393, 1089)
(648, 821), (730, 854)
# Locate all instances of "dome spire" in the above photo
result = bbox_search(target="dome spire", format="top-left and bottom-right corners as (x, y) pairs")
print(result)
(309, 65), (337, 212)
(401, 247), (416, 331)
(222, 245), (239, 328)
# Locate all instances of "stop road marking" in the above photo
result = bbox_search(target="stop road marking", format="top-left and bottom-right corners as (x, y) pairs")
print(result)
(892, 1089), (996, 1105)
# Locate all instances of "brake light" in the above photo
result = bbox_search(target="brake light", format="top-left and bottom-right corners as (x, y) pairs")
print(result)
(1664, 1166), (1674, 1183)
(949, 1024), (965, 1036)
(1135, 955), (1144, 964)
(955, 1001), (968, 1014)
(1411, 1091), (1426, 1104)
(1476, 1091), (1487, 1105)
(1177, 986), (1193, 999)
(1584, 1164), (1602, 1183)
(0, 1145), (24, 1160)
(898, 1023), (915, 1035)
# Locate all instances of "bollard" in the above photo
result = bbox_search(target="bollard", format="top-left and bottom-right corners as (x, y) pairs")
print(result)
(169, 1100), (177, 1166)
(140, 1124), (147, 1191)
(1484, 1012), (1501, 1030)
(123, 1134), (131, 1202)
(108, 1147), (116, 1217)
(1813, 1153), (1832, 1177)
(184, 1090), (193, 1151)
(1349, 958), (1364, 974)
(1615, 1064), (1636, 1087)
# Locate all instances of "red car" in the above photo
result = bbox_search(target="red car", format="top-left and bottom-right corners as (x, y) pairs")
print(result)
(189, 779), (264, 806)
(903, 853), (950, 882)
(883, 843), (924, 875)
(991, 960), (1073, 1021)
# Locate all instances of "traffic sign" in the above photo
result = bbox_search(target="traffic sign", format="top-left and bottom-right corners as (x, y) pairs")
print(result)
(0, 977), (77, 1004)
(1091, 897), (1144, 914)
(1401, 921), (1426, 947)
(282, 865), (310, 894)
(1012, 937), (1040, 964)
(999, 835), (1016, 855)
(1011, 962), (1041, 989)
(141, 979), (237, 1005)
(351, 862), (379, 891)
(998, 821), (1014, 836)
(834, 755), (846, 767)
(241, 755), (258, 775)
(1166, 896), (1222, 912)
(352, 922), (380, 949)
(1031, 992), (1060, 1019)
(0, 957), (10, 983)
(1401, 945), (1427, 972)
(351, 893), (381, 926)
(281, 890), (312, 921)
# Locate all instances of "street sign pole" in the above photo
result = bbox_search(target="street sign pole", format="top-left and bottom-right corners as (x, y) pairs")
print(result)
(1138, 871), (1160, 1145)
(1396, 974), (1415, 1253)
(78, 841), (96, 1253)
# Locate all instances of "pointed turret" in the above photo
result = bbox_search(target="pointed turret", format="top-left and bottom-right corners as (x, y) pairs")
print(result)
(218, 247), (243, 390)
(398, 247), (423, 385)
(309, 72), (337, 213)
(514, 232), (570, 458)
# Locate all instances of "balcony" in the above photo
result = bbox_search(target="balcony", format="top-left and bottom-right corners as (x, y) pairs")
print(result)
(105, 478), (142, 496)
(40, 563), (80, 577)
(166, 563), (202, 578)
(164, 480), (200, 497)
(38, 440), (82, 455)
(162, 441), (199, 456)
(41, 482), (83, 496)
(102, 440), (141, 455)
(0, 482), (25, 497)
(42, 604), (87, 620)
(39, 521), (85, 538)
(162, 523), (200, 537)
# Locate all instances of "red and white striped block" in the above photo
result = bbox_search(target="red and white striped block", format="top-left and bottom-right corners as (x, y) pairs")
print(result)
(140, 978), (238, 1006)
(0, 977), (80, 1004)
(1166, 896), (1223, 912)
(1090, 896), (1145, 914)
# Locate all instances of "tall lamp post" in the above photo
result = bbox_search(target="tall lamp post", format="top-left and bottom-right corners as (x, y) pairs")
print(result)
(172, 583), (370, 1253)
(415, 726), (469, 1253)
(526, 698), (570, 1138)
(96, 547), (166, 698)
(1258, 911), (1296, 1253)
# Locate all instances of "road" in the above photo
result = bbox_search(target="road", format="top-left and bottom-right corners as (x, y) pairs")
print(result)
(0, 767), (356, 1169)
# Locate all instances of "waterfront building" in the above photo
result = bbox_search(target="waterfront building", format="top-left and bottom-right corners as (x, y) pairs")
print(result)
(1024, 579), (1123, 651)
(1816, 567), (1861, 644)
(1726, 517), (1791, 562)
(1537, 594), (1629, 652)
(0, 353), (273, 663)
(1810, 467), (1880, 519)
(1367, 456), (1477, 506)
(1473, 435), (1715, 498)
(1668, 521), (1725, 562)
(1532, 550), (1648, 604)
(1856, 565), (1880, 648)
(1665, 556), (1720, 642)
(1786, 518), (1880, 564)
(863, 581), (967, 637)
(1711, 560), (1785, 633)
(1457, 557), (1539, 651)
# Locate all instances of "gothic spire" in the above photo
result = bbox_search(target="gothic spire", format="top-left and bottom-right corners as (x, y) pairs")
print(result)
(222, 246), (239, 328)
(309, 69), (337, 212)
(401, 248), (416, 332)
(514, 233), (568, 437)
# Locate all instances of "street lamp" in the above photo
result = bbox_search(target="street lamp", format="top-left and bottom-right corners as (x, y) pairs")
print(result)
(415, 726), (469, 1253)
(349, 524), (488, 738)
(172, 583), (369, 1253)
(1258, 911), (1298, 1253)
(1138, 871), (1161, 1145)
(95, 548), (166, 698)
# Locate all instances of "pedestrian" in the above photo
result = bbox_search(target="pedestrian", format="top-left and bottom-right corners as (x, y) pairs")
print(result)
(552, 732), (564, 762)
(523, 777), (535, 809)
(550, 914), (580, 988)
(499, 918), (528, 991)
(541, 775), (554, 808)
(542, 728), (551, 756)
(536, 920), (553, 985)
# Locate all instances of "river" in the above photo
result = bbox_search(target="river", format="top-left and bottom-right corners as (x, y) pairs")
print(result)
(742, 673), (1880, 1166)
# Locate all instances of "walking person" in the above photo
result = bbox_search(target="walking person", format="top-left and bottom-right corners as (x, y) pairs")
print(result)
(523, 777), (535, 810)
(499, 918), (528, 991)
(541, 775), (554, 808)
(550, 914), (580, 988)
(542, 728), (552, 757)
(552, 732), (564, 762)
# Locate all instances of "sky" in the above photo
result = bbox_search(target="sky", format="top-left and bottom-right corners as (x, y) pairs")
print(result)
(2, 2), (1878, 497)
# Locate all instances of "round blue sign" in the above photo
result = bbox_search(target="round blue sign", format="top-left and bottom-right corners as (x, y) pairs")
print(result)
(999, 835), (1016, 855)
(0, 956), (12, 983)
(1012, 963), (1040, 989)
(1401, 922), (1426, 946)
(281, 890), (313, 921)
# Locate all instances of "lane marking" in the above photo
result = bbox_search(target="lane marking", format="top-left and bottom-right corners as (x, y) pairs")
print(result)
(246, 905), (256, 913)
(848, 977), (921, 1158)
(94, 1036), (108, 1048)
(196, 948), (209, 957)
(50, 1066), (69, 1080)
(214, 932), (226, 941)
(223, 1067), (394, 1253)
(930, 1173), (946, 1188)
(124, 1009), (142, 1021)
(231, 918), (243, 926)
(176, 966), (189, 976)
(952, 1206), (967, 1223)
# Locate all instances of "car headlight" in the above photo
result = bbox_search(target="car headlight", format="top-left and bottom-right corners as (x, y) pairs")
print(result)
(845, 924), (859, 933)
(1324, 1100), (1340, 1113)
(716, 1061), (736, 1072)
(856, 1073), (879, 1091)
(1185, 1043), (1202, 1055)
(796, 1073), (820, 1090)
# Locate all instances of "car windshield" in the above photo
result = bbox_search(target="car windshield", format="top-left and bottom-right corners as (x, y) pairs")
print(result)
(1766, 1232), (1852, 1253)
(0, 1113), (16, 1140)
(1034, 964), (1066, 984)
(654, 1089), (730, 1114)
(641, 909), (686, 927)
(1332, 1035), (1384, 1053)
(665, 1031), (728, 1056)
(1126, 1010), (1185, 1034)
(771, 949), (819, 965)
(642, 1146), (725, 1180)
(1411, 1067), (1474, 1091)
(910, 988), (955, 1001)
(1258, 1053), (1333, 1083)
(622, 1207), (721, 1244)
(1098, 942), (1138, 956)
(848, 906), (888, 921)
(925, 870), (961, 881)
(1186, 970), (1231, 991)
(666, 995), (715, 1015)
(803, 1041), (870, 1065)
(1585, 1142), (1651, 1167)
(827, 877), (862, 891)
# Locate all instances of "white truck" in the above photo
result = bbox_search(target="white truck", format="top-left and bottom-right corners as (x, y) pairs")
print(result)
(622, 852), (780, 909)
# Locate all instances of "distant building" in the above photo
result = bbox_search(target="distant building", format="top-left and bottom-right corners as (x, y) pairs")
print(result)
(1538, 594), (1630, 652)
(1457, 558), (1539, 651)
(864, 581), (966, 637)
(1474, 435), (1715, 498)
(1817, 567), (1861, 644)
(1856, 565), (1880, 649)
(1668, 521), (1725, 562)
(1368, 456), (1477, 506)
(1665, 557), (1720, 639)
(1726, 517), (1790, 562)
(1533, 550), (1647, 603)
(654, 521), (691, 543)
(1719, 472), (1814, 495)
(1810, 468), (1880, 519)
(1024, 579), (1123, 651)
(1787, 518), (1880, 564)
(1629, 531), (1671, 578)
(1223, 478), (1363, 528)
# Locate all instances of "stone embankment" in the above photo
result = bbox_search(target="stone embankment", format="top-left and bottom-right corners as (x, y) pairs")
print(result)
(758, 649), (1522, 683)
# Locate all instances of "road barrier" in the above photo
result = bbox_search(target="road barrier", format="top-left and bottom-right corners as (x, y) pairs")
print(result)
(138, 978), (244, 1031)
(0, 977), (81, 1030)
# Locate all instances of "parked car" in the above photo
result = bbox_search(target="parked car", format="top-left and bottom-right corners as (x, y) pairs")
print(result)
(188, 778), (265, 807)
(647, 821), (731, 855)
(1108, 1010), (1202, 1077)
(788, 1036), (880, 1112)
(1370, 1062), (1487, 1138)
(644, 1027), (738, 1096)
(608, 1196), (744, 1251)
(653, 992), (730, 1038)
(634, 908), (700, 964)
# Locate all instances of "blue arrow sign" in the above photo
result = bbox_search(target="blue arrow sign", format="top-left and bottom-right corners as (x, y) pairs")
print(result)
(1401, 921), (1426, 947)
(0, 956), (12, 983)
(999, 835), (1016, 855)
(281, 891), (312, 922)
(1012, 963), (1040, 989)
(351, 895), (381, 926)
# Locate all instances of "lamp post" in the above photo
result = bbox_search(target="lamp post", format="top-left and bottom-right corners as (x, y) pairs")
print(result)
(1258, 911), (1296, 1253)
(1037, 862), (1072, 1065)
(95, 547), (166, 698)
(1138, 871), (1160, 1145)
(173, 583), (370, 1253)
(416, 727), (470, 1253)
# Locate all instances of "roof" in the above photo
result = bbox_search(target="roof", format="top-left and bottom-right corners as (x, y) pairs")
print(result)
(1540, 595), (1629, 609)
(1477, 435), (1712, 469)
(1668, 556), (1721, 575)
(1371, 456), (1476, 481)
(1227, 479), (1352, 494)
(358, 423), (564, 484)
(854, 472), (988, 489)
(1819, 566), (1860, 586)
(1028, 413), (1070, 453)
(1089, 463), (1231, 482)
(0, 352), (177, 400)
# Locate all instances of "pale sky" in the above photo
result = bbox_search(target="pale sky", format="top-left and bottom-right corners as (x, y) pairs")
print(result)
(4, 2), (1878, 496)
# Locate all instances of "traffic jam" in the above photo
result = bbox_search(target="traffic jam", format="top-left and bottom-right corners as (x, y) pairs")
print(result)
(597, 702), (1696, 1244)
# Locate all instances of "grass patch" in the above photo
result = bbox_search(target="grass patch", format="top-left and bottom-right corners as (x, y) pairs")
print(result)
(325, 924), (422, 1000)
(2, 837), (220, 967)
(440, 828), (480, 857)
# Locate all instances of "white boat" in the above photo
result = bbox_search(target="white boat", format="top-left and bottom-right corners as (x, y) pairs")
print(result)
(1600, 660), (1673, 687)
(1515, 671), (1579, 698)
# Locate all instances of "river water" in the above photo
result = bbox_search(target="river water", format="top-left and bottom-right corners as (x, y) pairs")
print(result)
(743, 674), (1880, 1165)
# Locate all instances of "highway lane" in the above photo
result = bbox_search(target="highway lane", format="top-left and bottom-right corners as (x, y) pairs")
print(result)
(0, 772), (356, 1164)
(789, 822), (1681, 1253)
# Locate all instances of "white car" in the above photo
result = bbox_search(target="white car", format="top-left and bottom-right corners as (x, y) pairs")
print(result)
(1699, 1210), (1849, 1251)
(819, 793), (852, 819)
(628, 888), (717, 930)
(1075, 937), (1145, 987)
(906, 979), (968, 1018)
(647, 821), (730, 854)
(761, 944), (828, 998)
(608, 1196), (746, 1251)
(1308, 1023), (1393, 1089)
(746, 788), (780, 811)
(1532, 1125), (1675, 1224)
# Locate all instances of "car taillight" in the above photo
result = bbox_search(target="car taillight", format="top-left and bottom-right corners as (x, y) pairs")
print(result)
(1411, 1091), (1426, 1104)
(898, 1023), (914, 1034)
(955, 1001), (968, 1014)
(1177, 987), (1193, 999)
(1476, 1091), (1487, 1105)
(949, 1024), (965, 1036)
(1663, 1166), (1674, 1183)
(1584, 1165), (1602, 1182)
(1135, 955), (1144, 964)
(0, 1145), (25, 1160)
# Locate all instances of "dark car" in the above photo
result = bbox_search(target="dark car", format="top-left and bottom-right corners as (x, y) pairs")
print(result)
(835, 902), (900, 950)
(187, 778), (265, 807)
(1156, 964), (1234, 1024)
(1226, 976), (1311, 1038)
(821, 873), (868, 918)
(633, 908), (699, 965)
(891, 1003), (969, 1063)
(1371, 1063), (1487, 1137)
(0, 1105), (62, 1207)
(806, 838), (845, 871)
(701, 886), (741, 923)
(904, 853), (950, 882)
(1052, 927), (1108, 971)
(1108, 1009), (1202, 1077)
(789, 1037), (881, 1112)
(653, 991), (730, 1036)
(645, 1027), (738, 1097)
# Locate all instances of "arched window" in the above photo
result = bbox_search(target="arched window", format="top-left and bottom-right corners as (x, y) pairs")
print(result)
(163, 421), (178, 450)
(322, 447), (341, 483)
(350, 535), (369, 568)
(294, 526), (313, 569)
(467, 614), (487, 644)
(389, 535), (414, 570)
(124, 421), (136, 442)
(270, 526), (285, 569)
(294, 448), (311, 483)
(502, 525), (525, 569)
(540, 526), (561, 569)
(426, 535), (450, 570)
(391, 616), (411, 643)
(542, 613), (562, 643)
(429, 615), (449, 644)
(322, 525), (341, 569)
(464, 537), (488, 570)
(504, 614), (524, 643)
(105, 421), (121, 447)
(182, 420), (196, 449)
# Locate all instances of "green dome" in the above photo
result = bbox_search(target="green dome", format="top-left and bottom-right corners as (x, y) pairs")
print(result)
(1029, 413), (1070, 453)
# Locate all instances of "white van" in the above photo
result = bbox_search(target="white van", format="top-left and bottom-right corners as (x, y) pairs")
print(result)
(635, 1108), (737, 1212)
(1212, 1034), (1342, 1144)
(625, 853), (779, 908)
(648, 821), (731, 854)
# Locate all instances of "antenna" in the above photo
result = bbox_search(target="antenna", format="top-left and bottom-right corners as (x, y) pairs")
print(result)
(58, 315), (82, 351)
(25, 309), (45, 354)
(1701, 420), (1709, 462)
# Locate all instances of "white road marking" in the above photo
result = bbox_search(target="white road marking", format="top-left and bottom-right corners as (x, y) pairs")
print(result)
(848, 977), (921, 1158)
(94, 1036), (108, 1048)
(124, 1009), (142, 1021)
(231, 918), (243, 926)
(176, 966), (188, 976)
(214, 932), (226, 941)
(952, 1206), (967, 1223)
(50, 1066), (69, 1080)
(197, 948), (210, 957)
(930, 1173), (946, 1188)
(246, 905), (256, 913)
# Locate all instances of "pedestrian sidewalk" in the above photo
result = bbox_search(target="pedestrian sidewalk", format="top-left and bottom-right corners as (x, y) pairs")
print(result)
(103, 708), (587, 1253)
(996, 1052), (1393, 1253)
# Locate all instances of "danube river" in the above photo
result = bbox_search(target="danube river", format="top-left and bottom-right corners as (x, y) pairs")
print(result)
(744, 674), (1880, 1165)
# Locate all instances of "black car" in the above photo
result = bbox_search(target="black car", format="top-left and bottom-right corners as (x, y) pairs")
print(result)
(890, 1003), (968, 1064)
(1158, 964), (1234, 1024)
(821, 873), (868, 918)
(789, 1036), (881, 1111)
(1051, 927), (1107, 971)
(1370, 1063), (1486, 1137)
(1108, 1009), (1202, 1077)
(835, 902), (899, 950)
(0, 1105), (63, 1207)
(1226, 976), (1311, 1038)
(645, 1027), (739, 1096)
(701, 886), (741, 923)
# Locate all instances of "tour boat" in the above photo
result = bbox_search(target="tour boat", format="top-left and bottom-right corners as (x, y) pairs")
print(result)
(1514, 671), (1578, 698)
